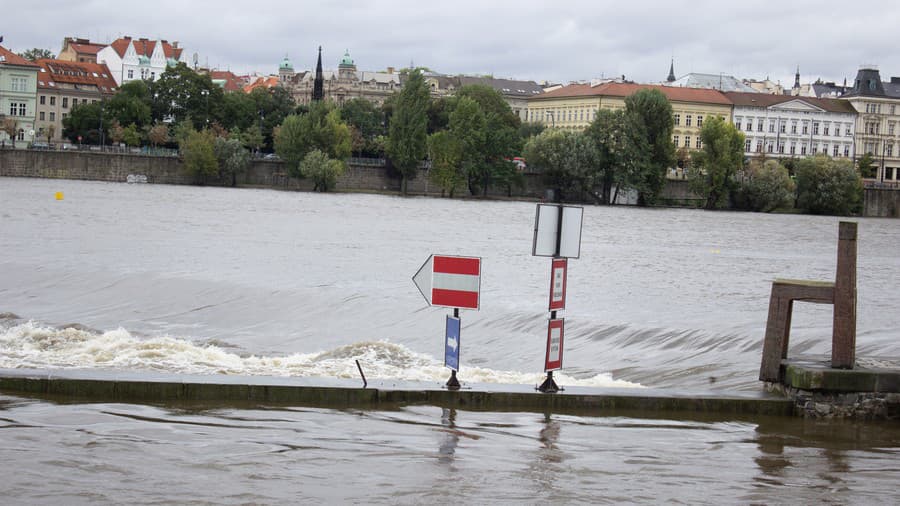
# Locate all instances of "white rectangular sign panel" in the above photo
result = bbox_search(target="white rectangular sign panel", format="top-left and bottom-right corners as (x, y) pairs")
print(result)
(532, 204), (583, 258)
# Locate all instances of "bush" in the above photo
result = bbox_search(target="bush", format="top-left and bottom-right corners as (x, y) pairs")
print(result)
(794, 155), (863, 215)
(301, 149), (345, 192)
(181, 129), (218, 184)
(736, 159), (795, 212)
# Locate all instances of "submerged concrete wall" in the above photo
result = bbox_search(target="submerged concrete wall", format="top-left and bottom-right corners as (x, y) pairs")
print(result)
(864, 188), (900, 218)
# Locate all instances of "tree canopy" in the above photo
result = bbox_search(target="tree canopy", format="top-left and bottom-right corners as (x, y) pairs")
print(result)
(387, 69), (430, 194)
(625, 88), (675, 205)
(688, 115), (745, 209)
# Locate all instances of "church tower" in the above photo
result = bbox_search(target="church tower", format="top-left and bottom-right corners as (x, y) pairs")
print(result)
(312, 46), (324, 102)
(338, 49), (357, 81)
(666, 58), (676, 83)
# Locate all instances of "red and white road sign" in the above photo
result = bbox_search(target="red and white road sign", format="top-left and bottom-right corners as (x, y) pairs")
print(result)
(545, 318), (564, 371)
(413, 254), (481, 310)
(548, 258), (567, 311)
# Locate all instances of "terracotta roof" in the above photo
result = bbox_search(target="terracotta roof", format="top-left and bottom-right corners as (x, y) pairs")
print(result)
(534, 81), (732, 105)
(109, 37), (183, 60)
(0, 45), (40, 67)
(724, 91), (856, 114)
(209, 70), (244, 92)
(35, 59), (118, 93)
(243, 76), (280, 93)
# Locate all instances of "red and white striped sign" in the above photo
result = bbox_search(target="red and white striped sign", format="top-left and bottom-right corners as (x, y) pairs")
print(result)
(545, 318), (564, 371)
(413, 254), (481, 310)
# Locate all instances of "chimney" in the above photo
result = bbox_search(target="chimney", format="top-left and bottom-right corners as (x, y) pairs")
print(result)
(172, 41), (179, 49)
(387, 66), (394, 74)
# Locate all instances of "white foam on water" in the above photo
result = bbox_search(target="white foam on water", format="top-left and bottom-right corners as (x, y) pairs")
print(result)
(0, 321), (642, 388)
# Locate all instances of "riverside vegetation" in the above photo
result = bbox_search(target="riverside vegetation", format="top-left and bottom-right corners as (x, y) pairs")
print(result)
(58, 63), (863, 215)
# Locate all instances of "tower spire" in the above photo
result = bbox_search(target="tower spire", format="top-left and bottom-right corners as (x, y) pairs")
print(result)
(793, 65), (800, 89)
(312, 45), (324, 102)
(667, 58), (676, 83)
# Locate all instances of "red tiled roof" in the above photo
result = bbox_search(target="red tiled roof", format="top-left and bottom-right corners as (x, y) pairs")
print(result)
(209, 70), (244, 92)
(109, 36), (182, 60)
(723, 91), (856, 114)
(35, 59), (118, 93)
(243, 76), (280, 93)
(0, 45), (40, 67)
(69, 43), (105, 55)
(534, 82), (732, 105)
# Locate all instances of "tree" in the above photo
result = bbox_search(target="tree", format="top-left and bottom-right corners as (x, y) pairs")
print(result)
(427, 130), (465, 197)
(300, 149), (345, 192)
(44, 124), (56, 144)
(586, 108), (648, 204)
(735, 159), (795, 212)
(449, 96), (487, 194)
(18, 48), (54, 61)
(857, 152), (877, 179)
(181, 129), (218, 184)
(62, 101), (104, 144)
(275, 102), (351, 178)
(794, 155), (863, 215)
(122, 124), (142, 147)
(688, 115), (745, 209)
(524, 129), (599, 202)
(2, 117), (19, 148)
(387, 68), (430, 194)
(340, 97), (385, 156)
(149, 63), (223, 129)
(242, 126), (264, 154)
(625, 88), (675, 205)
(148, 123), (170, 148)
(106, 80), (152, 130)
(109, 119), (126, 145)
(214, 136), (250, 186)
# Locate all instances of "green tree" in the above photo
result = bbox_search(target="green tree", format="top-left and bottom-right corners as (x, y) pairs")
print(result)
(795, 155), (863, 215)
(449, 96), (487, 194)
(524, 129), (599, 202)
(18, 48), (54, 61)
(62, 101), (104, 144)
(242, 125), (264, 154)
(586, 108), (648, 204)
(181, 129), (218, 184)
(274, 102), (351, 177)
(625, 88), (675, 205)
(300, 149), (345, 192)
(427, 130), (465, 197)
(387, 68), (430, 194)
(688, 115), (745, 209)
(122, 124), (142, 147)
(214, 136), (250, 186)
(340, 97), (384, 156)
(148, 123), (170, 148)
(106, 80), (152, 130)
(456, 84), (523, 195)
(149, 63), (223, 129)
(736, 159), (795, 212)
(857, 152), (877, 178)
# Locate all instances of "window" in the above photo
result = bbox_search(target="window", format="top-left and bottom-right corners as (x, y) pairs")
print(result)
(62, 97), (69, 108)
(673, 135), (679, 146)
(685, 115), (692, 127)
(684, 136), (690, 147)
(674, 113), (680, 126)
(813, 122), (820, 135)
(62, 113), (68, 120)
(801, 144), (807, 155)
(823, 144), (829, 155)
(746, 120), (752, 131)
(802, 122), (809, 134)
(49, 112), (56, 121)
(39, 111), (45, 120)
(865, 142), (875, 154)
(696, 137), (702, 149)
(780, 122), (786, 133)
(756, 119), (763, 132)
(791, 121), (797, 134)
(745, 139), (751, 152)
(10, 76), (27, 92)
(887, 167), (896, 180)
(9, 102), (18, 116)
(697, 115), (703, 128)
(833, 145), (840, 157)
(846, 123), (852, 136)
(756, 140), (763, 152)
(823, 124), (830, 136)
(892, 105), (897, 115)
(778, 142), (785, 154)
(844, 145), (850, 157)
(890, 123), (896, 136)
(17, 129), (25, 141)
(769, 122), (775, 133)
(39, 95), (46, 105)
(888, 144), (894, 157)
(790, 143), (796, 155)
(18, 103), (26, 116)
(50, 96), (56, 106)
(767, 141), (773, 153)
(127, 69), (134, 79)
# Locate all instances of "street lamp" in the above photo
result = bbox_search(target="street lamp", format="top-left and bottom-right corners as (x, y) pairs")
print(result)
(201, 89), (209, 127)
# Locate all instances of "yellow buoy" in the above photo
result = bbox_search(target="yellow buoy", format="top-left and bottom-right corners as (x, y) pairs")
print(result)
(55, 191), (64, 200)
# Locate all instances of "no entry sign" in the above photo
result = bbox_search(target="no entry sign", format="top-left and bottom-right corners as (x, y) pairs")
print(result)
(545, 318), (564, 371)
(413, 254), (481, 310)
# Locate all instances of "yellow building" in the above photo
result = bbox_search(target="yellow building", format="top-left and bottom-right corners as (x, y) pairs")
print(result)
(526, 82), (734, 154)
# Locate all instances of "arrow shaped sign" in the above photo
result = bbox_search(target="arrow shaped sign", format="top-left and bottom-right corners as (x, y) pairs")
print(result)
(447, 335), (458, 352)
(413, 254), (481, 310)
(445, 315), (461, 371)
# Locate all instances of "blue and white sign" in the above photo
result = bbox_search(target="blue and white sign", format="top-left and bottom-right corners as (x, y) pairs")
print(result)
(445, 316), (461, 371)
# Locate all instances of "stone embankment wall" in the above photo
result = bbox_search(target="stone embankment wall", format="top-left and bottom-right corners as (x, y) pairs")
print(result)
(864, 188), (900, 218)
(767, 383), (899, 420)
(0, 149), (548, 199)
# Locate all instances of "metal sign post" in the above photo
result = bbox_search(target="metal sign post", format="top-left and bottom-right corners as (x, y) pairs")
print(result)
(413, 255), (481, 390)
(532, 204), (583, 393)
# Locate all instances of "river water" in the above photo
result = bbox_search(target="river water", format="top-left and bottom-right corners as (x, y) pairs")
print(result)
(1, 177), (898, 503)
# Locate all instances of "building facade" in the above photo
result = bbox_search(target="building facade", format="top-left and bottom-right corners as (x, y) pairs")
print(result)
(282, 50), (400, 106)
(58, 37), (106, 63)
(97, 37), (184, 85)
(841, 66), (900, 184)
(725, 92), (857, 161)
(0, 45), (39, 147)
(33, 59), (118, 143)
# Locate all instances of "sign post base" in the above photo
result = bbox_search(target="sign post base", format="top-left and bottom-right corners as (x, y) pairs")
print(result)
(538, 371), (560, 393)
(446, 370), (461, 390)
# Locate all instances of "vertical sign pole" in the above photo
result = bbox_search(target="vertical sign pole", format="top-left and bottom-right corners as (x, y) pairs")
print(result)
(446, 307), (461, 390)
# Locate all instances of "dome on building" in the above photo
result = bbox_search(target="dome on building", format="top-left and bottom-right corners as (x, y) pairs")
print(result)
(339, 50), (354, 67)
(166, 57), (178, 68)
(279, 55), (294, 71)
(138, 55), (151, 65)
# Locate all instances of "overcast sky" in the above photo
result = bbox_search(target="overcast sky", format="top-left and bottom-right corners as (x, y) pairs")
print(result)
(5, 1), (900, 88)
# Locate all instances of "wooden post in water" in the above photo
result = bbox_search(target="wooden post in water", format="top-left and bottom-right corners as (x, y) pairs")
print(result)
(831, 222), (857, 369)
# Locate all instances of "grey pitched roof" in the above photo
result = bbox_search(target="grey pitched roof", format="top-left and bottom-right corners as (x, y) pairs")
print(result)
(667, 72), (759, 93)
(457, 76), (544, 97)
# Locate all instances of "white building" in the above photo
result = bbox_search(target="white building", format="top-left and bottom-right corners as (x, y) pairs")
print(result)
(725, 92), (857, 160)
(97, 36), (184, 85)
